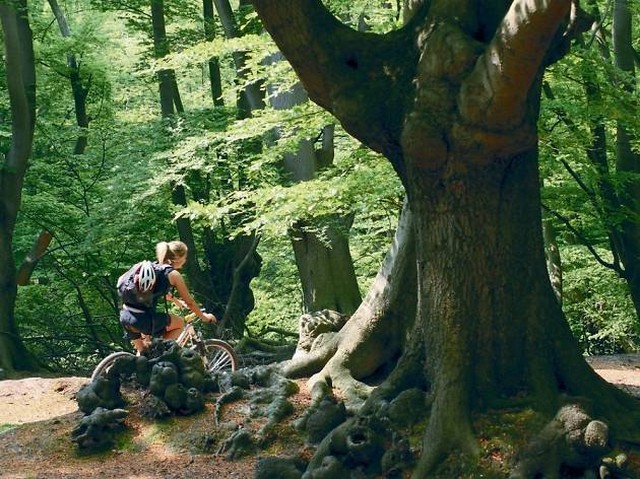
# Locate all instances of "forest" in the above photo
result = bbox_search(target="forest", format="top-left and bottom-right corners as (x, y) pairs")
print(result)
(2, 0), (640, 476)
(2, 0), (404, 374)
(1, 0), (637, 375)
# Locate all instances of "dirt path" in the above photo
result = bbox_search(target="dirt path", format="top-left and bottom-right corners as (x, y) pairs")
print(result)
(585, 354), (640, 398)
(1, 355), (638, 426)
(0, 355), (639, 478)
(0, 376), (311, 479)
(0, 377), (88, 425)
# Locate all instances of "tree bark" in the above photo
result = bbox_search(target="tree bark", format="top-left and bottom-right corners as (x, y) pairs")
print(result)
(252, 0), (640, 473)
(283, 200), (417, 401)
(151, 0), (179, 117)
(290, 216), (362, 315)
(16, 230), (53, 286)
(542, 212), (562, 303)
(0, 0), (40, 373)
(212, 0), (264, 116)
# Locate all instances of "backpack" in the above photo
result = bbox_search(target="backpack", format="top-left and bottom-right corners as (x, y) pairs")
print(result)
(116, 261), (151, 306)
(117, 261), (174, 308)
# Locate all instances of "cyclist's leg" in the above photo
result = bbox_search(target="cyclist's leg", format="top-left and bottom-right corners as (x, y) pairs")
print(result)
(164, 313), (184, 340)
(120, 309), (146, 354)
(151, 312), (183, 341)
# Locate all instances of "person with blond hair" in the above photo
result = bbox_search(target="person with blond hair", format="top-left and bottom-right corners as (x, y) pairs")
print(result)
(119, 240), (216, 353)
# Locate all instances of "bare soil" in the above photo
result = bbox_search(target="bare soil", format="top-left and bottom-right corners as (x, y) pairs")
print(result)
(0, 355), (639, 478)
(0, 376), (312, 479)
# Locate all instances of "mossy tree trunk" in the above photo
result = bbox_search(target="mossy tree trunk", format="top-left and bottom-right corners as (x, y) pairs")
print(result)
(252, 0), (640, 473)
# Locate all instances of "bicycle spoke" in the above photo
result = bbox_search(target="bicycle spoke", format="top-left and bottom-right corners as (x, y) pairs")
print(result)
(202, 339), (238, 374)
(206, 351), (233, 371)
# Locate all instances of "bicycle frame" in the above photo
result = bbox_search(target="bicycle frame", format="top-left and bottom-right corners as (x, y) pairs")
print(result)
(139, 312), (198, 349)
(92, 312), (237, 381)
(175, 321), (198, 347)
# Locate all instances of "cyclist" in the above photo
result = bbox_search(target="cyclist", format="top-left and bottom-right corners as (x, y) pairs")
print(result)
(119, 240), (216, 354)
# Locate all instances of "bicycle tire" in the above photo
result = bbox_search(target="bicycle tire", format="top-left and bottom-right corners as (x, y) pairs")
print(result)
(91, 351), (136, 381)
(199, 339), (238, 374)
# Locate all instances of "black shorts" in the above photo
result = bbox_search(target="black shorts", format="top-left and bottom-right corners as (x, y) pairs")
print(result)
(119, 308), (170, 340)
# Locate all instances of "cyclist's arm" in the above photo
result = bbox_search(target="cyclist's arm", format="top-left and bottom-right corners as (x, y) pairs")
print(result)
(168, 270), (216, 322)
(166, 292), (187, 309)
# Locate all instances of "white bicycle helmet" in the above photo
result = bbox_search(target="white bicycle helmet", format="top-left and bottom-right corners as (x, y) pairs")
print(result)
(136, 260), (156, 293)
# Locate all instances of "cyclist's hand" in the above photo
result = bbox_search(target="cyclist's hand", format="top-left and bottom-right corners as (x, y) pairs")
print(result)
(202, 312), (217, 323)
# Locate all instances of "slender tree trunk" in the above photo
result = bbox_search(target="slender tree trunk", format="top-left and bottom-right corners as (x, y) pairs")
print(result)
(151, 0), (177, 117)
(148, 0), (232, 319)
(544, 22), (640, 316)
(213, 0), (264, 116)
(0, 0), (40, 372)
(171, 185), (220, 305)
(203, 0), (224, 106)
(542, 212), (562, 303)
(16, 230), (53, 286)
(47, 0), (90, 155)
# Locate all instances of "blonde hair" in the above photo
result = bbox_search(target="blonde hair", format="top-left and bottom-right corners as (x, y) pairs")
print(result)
(156, 240), (188, 264)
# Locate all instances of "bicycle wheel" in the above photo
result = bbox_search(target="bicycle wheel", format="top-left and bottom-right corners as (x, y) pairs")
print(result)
(199, 339), (238, 374)
(91, 351), (136, 381)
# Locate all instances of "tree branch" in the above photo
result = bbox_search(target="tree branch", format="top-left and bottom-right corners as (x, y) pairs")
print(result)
(541, 203), (621, 273)
(16, 230), (53, 286)
(460, 0), (572, 128)
(251, 0), (413, 162)
(251, 0), (356, 112)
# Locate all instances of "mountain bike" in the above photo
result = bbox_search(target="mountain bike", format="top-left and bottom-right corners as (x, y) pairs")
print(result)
(91, 312), (238, 381)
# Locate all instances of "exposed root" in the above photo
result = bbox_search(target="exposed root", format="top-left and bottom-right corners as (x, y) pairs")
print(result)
(412, 390), (478, 477)
(280, 335), (339, 378)
(309, 358), (374, 412)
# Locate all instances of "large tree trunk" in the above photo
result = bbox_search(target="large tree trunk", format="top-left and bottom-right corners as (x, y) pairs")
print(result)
(252, 0), (640, 474)
(0, 0), (40, 373)
(290, 216), (362, 315)
(283, 200), (417, 402)
(286, 131), (362, 315)
(151, 0), (180, 116)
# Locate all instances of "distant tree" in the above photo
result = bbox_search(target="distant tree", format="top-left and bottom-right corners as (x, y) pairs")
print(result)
(267, 54), (362, 315)
(202, 0), (223, 106)
(541, 0), (640, 323)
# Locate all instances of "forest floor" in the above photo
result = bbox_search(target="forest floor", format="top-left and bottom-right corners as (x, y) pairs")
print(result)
(0, 355), (639, 478)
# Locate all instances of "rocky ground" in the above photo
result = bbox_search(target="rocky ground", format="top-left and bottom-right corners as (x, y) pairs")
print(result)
(0, 355), (639, 478)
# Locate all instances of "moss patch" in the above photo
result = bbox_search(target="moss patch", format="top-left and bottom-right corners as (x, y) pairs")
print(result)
(429, 408), (548, 479)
